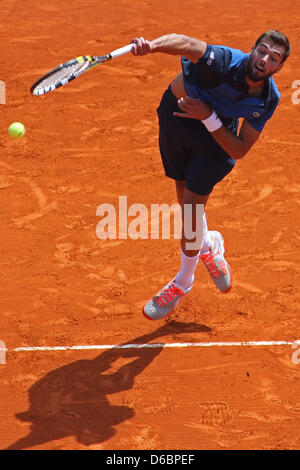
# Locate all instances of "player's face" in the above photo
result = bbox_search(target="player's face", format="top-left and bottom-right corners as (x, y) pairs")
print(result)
(246, 40), (285, 82)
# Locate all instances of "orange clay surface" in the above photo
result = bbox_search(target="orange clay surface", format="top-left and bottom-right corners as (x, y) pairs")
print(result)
(0, 0), (300, 451)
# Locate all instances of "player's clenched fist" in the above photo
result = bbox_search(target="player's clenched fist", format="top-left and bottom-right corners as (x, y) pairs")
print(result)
(131, 37), (152, 55)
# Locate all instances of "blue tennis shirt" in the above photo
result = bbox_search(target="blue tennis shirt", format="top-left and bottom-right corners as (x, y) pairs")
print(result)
(181, 43), (280, 133)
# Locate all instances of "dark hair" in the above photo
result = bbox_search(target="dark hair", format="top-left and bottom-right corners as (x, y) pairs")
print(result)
(255, 30), (291, 63)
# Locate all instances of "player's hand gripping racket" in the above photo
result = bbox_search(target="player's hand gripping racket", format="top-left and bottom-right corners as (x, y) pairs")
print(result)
(30, 44), (133, 96)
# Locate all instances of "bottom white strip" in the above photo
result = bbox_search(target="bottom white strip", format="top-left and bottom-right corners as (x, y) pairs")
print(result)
(10, 339), (300, 352)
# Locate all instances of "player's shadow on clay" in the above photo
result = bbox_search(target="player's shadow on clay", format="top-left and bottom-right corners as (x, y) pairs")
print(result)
(5, 320), (210, 450)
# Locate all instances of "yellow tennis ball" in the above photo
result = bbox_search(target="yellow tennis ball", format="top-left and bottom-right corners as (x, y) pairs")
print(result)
(8, 122), (26, 138)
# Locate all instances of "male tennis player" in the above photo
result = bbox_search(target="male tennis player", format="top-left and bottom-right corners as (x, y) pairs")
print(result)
(131, 30), (290, 320)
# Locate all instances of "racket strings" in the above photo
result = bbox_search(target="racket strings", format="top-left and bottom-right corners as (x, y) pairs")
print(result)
(32, 61), (89, 94)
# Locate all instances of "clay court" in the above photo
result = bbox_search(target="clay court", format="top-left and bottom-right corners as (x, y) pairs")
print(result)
(0, 0), (299, 451)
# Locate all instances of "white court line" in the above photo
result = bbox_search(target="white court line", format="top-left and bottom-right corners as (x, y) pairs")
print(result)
(3, 339), (299, 352)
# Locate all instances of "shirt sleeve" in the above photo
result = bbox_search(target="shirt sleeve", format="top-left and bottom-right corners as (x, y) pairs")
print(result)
(181, 44), (243, 88)
(246, 101), (279, 132)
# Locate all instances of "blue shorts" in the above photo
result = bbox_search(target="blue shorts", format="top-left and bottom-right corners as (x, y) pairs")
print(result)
(157, 86), (236, 196)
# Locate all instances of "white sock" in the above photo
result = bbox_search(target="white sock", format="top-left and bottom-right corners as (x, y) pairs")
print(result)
(175, 249), (199, 291)
(200, 213), (213, 253)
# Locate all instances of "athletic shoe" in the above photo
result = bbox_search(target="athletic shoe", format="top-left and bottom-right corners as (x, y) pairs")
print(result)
(143, 277), (194, 321)
(199, 231), (232, 293)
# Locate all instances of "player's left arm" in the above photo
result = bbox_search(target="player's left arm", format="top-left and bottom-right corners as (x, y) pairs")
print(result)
(210, 119), (261, 160)
(174, 97), (261, 159)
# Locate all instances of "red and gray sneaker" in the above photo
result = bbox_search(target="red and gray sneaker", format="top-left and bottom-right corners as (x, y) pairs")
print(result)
(199, 231), (232, 293)
(143, 277), (194, 321)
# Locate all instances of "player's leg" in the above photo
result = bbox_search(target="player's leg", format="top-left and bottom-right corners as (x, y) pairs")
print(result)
(143, 181), (208, 321)
(184, 151), (233, 294)
(142, 180), (228, 321)
(143, 87), (191, 321)
(175, 179), (185, 207)
(175, 183), (232, 292)
(143, 151), (235, 320)
(180, 186), (209, 256)
(173, 186), (208, 292)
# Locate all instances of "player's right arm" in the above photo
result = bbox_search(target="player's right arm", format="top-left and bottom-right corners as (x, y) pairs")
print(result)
(131, 34), (207, 64)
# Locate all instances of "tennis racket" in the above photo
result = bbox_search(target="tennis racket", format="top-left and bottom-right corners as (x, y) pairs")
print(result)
(30, 44), (133, 96)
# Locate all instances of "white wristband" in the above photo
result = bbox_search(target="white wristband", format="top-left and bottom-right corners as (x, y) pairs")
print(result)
(201, 111), (223, 132)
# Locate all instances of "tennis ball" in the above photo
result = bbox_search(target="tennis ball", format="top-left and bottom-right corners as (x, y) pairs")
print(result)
(8, 122), (26, 138)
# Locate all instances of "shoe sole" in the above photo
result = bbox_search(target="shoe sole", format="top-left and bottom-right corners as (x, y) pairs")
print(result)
(210, 231), (233, 294)
(142, 307), (174, 321)
(222, 262), (232, 293)
(220, 237), (232, 293)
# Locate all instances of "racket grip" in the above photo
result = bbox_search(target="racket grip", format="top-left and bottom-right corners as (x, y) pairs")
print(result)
(110, 44), (133, 58)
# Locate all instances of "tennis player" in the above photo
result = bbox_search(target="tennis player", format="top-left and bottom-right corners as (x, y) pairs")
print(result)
(131, 30), (290, 320)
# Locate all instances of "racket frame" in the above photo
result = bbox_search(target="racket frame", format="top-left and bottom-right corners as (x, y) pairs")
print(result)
(30, 44), (133, 96)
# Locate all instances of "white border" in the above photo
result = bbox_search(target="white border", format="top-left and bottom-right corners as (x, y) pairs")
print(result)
(5, 339), (300, 352)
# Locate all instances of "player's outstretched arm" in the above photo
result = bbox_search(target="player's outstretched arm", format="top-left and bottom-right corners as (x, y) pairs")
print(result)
(131, 34), (207, 63)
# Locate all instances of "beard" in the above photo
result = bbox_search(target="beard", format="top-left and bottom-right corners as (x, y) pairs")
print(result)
(246, 56), (272, 82)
